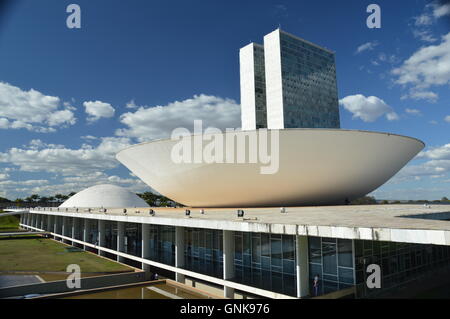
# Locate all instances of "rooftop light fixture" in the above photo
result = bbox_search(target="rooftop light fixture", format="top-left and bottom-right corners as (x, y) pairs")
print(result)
(237, 209), (245, 218)
(200, 209), (205, 214)
(280, 207), (286, 214)
(149, 209), (155, 216)
(185, 209), (191, 217)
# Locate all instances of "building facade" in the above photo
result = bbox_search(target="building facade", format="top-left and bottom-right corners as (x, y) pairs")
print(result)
(240, 43), (267, 130)
(240, 29), (340, 130)
(17, 208), (450, 299)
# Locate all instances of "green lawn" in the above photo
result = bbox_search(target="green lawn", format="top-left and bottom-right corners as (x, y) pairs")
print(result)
(0, 210), (20, 232)
(0, 237), (133, 273)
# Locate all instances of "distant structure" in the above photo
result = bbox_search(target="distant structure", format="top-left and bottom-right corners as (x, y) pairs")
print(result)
(59, 184), (149, 208)
(240, 29), (340, 130)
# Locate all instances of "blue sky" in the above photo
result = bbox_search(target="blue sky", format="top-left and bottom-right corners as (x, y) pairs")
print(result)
(0, 0), (449, 200)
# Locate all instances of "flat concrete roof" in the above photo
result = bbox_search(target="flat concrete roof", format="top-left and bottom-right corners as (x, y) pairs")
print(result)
(17, 204), (450, 246)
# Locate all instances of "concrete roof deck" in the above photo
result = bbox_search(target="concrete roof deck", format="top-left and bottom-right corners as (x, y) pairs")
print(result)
(18, 205), (450, 245)
(28, 204), (450, 230)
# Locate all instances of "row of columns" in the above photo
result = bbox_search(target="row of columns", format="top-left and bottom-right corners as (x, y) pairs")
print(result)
(21, 213), (311, 298)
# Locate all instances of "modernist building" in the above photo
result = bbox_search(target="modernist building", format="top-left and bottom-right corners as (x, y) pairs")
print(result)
(8, 30), (450, 299)
(14, 204), (450, 299)
(241, 29), (340, 131)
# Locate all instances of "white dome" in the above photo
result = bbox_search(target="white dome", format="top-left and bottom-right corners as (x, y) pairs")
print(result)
(59, 184), (149, 208)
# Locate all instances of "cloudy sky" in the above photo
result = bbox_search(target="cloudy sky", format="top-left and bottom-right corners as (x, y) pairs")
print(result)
(0, 0), (449, 200)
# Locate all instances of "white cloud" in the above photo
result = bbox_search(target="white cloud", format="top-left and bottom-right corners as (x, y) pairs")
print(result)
(0, 82), (76, 132)
(392, 32), (450, 102)
(116, 94), (241, 142)
(433, 2), (450, 18)
(391, 143), (450, 184)
(126, 100), (138, 109)
(412, 2), (450, 44)
(413, 29), (438, 43)
(83, 100), (115, 122)
(418, 144), (450, 160)
(0, 137), (131, 175)
(414, 13), (433, 26)
(355, 41), (379, 54)
(339, 94), (399, 122)
(405, 108), (422, 116)
(445, 115), (450, 123)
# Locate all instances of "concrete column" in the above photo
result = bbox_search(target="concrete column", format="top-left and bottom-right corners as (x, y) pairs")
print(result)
(72, 218), (78, 246)
(175, 226), (185, 283)
(83, 219), (90, 250)
(296, 235), (309, 298)
(53, 216), (58, 239)
(223, 230), (235, 298)
(47, 215), (52, 232)
(98, 220), (106, 256)
(62, 216), (69, 243)
(141, 224), (151, 278)
(32, 214), (37, 228)
(117, 221), (125, 263)
(40, 214), (44, 230)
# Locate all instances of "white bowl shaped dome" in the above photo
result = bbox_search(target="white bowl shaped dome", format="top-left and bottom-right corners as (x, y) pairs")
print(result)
(116, 129), (424, 208)
(59, 184), (149, 208)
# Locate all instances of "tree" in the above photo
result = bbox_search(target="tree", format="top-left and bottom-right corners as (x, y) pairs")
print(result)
(0, 197), (11, 203)
(350, 196), (377, 205)
(441, 197), (449, 203)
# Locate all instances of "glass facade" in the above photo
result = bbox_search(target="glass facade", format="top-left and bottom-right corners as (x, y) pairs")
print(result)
(184, 228), (223, 278)
(253, 44), (267, 129)
(354, 239), (450, 297)
(148, 225), (175, 266)
(65, 217), (73, 236)
(124, 222), (142, 257)
(233, 232), (297, 297)
(73, 218), (83, 240)
(55, 216), (63, 235)
(104, 221), (118, 250)
(308, 237), (355, 296)
(87, 219), (99, 244)
(279, 31), (340, 129)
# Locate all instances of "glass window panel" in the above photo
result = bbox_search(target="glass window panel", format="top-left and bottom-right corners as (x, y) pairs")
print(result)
(338, 267), (354, 284)
(309, 237), (322, 264)
(322, 242), (337, 275)
(271, 238), (282, 267)
(252, 236), (261, 263)
(338, 239), (353, 268)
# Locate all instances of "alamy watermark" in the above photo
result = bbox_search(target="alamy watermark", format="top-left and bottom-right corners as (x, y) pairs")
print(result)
(66, 264), (81, 289)
(170, 120), (280, 175)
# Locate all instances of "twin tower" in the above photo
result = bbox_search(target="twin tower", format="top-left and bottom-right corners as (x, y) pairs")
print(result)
(239, 29), (340, 131)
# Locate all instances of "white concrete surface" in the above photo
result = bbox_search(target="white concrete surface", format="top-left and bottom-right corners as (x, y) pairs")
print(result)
(59, 184), (149, 208)
(116, 129), (423, 207)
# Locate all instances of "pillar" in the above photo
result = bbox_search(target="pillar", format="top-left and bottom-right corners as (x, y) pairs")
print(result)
(142, 224), (151, 279)
(40, 214), (44, 230)
(62, 216), (69, 243)
(296, 235), (309, 298)
(83, 218), (90, 250)
(98, 220), (106, 256)
(175, 226), (185, 283)
(117, 221), (125, 263)
(71, 217), (77, 245)
(223, 230), (235, 298)
(53, 216), (58, 239)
